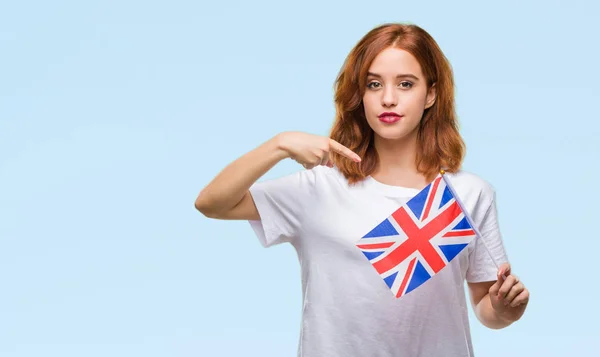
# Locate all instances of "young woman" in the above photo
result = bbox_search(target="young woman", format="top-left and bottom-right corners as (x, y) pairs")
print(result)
(195, 23), (529, 356)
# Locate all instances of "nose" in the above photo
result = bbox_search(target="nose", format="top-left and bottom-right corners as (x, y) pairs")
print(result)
(381, 86), (398, 107)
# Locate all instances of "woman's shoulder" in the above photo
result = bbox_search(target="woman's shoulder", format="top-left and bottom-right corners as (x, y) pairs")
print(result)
(296, 165), (363, 194)
(274, 165), (346, 192)
(305, 165), (348, 186)
(446, 169), (497, 202)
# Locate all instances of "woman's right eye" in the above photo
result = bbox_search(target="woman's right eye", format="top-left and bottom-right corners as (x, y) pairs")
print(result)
(367, 82), (381, 89)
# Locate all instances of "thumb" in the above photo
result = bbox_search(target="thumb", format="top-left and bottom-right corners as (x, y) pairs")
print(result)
(498, 262), (511, 280)
(489, 262), (510, 296)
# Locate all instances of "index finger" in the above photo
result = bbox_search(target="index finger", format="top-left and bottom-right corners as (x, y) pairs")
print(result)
(329, 139), (361, 162)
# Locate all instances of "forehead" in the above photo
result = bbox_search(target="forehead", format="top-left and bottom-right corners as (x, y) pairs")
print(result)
(367, 47), (423, 77)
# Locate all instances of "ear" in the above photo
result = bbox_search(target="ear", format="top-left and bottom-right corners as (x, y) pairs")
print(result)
(425, 83), (437, 109)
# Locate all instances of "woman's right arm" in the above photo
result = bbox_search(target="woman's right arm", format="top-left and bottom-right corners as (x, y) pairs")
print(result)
(194, 133), (289, 220)
(194, 131), (361, 221)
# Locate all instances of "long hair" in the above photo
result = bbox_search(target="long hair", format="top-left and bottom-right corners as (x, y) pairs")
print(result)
(329, 23), (465, 185)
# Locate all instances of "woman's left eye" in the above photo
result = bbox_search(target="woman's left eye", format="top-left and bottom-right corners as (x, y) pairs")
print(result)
(399, 81), (413, 88)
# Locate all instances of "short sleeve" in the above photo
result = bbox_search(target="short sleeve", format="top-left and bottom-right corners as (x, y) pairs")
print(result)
(248, 169), (315, 248)
(466, 191), (509, 282)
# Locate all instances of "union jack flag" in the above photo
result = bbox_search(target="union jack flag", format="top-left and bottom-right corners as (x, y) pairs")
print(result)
(356, 173), (476, 298)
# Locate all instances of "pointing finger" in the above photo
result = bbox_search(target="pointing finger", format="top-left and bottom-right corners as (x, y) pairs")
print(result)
(329, 139), (361, 162)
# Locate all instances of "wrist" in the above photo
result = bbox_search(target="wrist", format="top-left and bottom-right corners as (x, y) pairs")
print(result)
(271, 132), (292, 160)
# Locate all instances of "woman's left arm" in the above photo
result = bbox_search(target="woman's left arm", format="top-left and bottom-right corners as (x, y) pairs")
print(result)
(467, 263), (530, 329)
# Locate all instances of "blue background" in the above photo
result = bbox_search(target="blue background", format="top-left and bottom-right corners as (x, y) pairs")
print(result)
(2, 0), (598, 356)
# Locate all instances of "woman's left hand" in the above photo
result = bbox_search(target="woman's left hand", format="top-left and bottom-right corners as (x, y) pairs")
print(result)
(488, 263), (529, 322)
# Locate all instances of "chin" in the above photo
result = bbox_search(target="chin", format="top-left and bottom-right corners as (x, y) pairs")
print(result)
(367, 117), (420, 141)
(372, 127), (416, 141)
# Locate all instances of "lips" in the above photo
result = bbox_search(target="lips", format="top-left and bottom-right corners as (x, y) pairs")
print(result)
(378, 112), (403, 123)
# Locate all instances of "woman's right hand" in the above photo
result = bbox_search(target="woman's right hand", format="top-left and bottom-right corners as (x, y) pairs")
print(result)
(277, 131), (362, 170)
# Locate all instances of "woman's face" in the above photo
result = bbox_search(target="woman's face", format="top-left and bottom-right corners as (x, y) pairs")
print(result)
(362, 47), (436, 141)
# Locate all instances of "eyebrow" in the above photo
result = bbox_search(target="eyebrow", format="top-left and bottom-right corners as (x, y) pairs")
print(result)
(367, 72), (419, 80)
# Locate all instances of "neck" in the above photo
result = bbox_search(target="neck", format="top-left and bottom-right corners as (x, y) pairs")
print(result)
(371, 130), (428, 189)
(373, 130), (418, 173)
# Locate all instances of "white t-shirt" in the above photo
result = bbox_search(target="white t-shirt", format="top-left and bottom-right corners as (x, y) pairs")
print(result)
(248, 165), (508, 357)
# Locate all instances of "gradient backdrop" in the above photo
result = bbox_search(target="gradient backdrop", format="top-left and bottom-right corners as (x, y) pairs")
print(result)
(2, 0), (599, 356)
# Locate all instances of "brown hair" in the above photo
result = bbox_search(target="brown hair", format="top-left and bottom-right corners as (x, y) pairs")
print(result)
(329, 23), (465, 184)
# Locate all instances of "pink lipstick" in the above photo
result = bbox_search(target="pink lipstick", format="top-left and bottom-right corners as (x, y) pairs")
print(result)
(378, 112), (403, 124)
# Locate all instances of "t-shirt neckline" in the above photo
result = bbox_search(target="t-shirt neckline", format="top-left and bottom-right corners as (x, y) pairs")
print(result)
(363, 175), (422, 198)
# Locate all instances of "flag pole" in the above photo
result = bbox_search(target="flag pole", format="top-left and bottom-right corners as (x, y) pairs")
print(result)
(439, 169), (503, 272)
